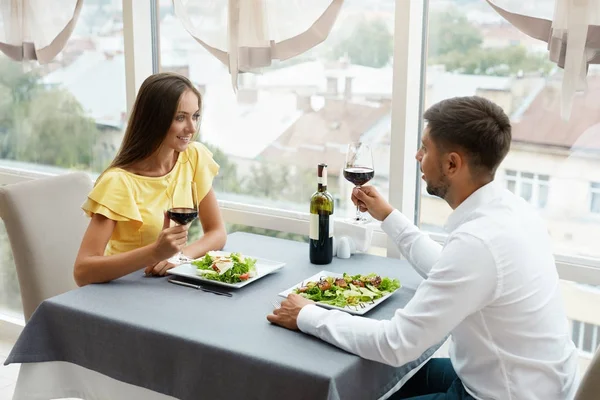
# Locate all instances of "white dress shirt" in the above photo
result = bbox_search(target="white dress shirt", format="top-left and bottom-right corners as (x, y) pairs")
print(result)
(297, 182), (579, 400)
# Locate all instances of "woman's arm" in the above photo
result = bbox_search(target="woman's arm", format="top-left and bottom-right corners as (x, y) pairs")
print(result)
(182, 188), (227, 258)
(74, 213), (188, 286)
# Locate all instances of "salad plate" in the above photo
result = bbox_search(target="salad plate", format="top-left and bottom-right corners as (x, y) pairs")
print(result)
(279, 270), (401, 315)
(167, 251), (285, 289)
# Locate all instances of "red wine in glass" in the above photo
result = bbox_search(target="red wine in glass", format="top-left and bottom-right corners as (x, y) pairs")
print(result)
(167, 208), (198, 225)
(167, 181), (199, 263)
(343, 167), (374, 186)
(344, 142), (374, 223)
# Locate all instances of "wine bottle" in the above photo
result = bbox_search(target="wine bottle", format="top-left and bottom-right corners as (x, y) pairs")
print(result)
(310, 163), (334, 264)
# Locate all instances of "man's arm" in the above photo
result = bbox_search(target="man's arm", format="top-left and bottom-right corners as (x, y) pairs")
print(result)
(351, 187), (442, 278)
(381, 210), (443, 278)
(296, 233), (498, 367)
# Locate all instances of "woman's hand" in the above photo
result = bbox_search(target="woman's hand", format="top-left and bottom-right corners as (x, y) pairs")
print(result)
(144, 259), (177, 276)
(152, 212), (189, 262)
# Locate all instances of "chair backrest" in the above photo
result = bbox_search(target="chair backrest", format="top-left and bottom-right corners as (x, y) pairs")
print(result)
(0, 172), (93, 322)
(575, 346), (600, 400)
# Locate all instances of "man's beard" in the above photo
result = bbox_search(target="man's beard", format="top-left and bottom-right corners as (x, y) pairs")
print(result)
(425, 174), (449, 199)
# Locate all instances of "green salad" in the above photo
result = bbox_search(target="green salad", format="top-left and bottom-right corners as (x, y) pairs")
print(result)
(295, 273), (401, 310)
(192, 251), (257, 284)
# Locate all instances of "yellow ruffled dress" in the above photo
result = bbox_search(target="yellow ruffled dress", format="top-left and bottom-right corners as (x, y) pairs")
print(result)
(82, 142), (219, 255)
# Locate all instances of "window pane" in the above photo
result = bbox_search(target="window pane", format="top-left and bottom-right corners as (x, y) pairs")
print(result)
(0, 4), (125, 176)
(507, 180), (516, 194)
(572, 320), (581, 345)
(158, 2), (393, 219)
(591, 193), (600, 214)
(0, 2), (125, 316)
(538, 183), (549, 208)
(583, 323), (594, 353)
(421, 0), (600, 258)
(0, 219), (22, 317)
(521, 182), (533, 202)
(522, 172), (535, 180)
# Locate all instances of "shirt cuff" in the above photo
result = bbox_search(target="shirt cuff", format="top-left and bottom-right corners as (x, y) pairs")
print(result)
(297, 304), (330, 336)
(381, 209), (412, 237)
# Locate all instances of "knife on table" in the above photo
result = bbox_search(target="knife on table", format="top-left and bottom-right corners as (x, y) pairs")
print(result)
(168, 278), (233, 297)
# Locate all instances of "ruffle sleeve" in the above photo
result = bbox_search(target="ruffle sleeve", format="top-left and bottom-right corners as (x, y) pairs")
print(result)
(81, 170), (143, 229)
(192, 142), (220, 202)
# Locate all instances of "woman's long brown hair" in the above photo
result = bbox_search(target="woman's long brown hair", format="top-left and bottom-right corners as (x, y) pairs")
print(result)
(104, 72), (202, 174)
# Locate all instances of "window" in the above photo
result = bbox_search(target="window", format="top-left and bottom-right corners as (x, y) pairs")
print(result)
(0, 1), (125, 315)
(0, 220), (21, 317)
(571, 320), (600, 355)
(590, 182), (600, 213)
(0, 0), (599, 324)
(158, 2), (393, 222)
(420, 0), (600, 260)
(504, 170), (549, 208)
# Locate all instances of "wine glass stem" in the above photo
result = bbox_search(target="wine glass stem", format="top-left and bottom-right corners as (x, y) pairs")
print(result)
(173, 222), (192, 263)
(355, 185), (361, 220)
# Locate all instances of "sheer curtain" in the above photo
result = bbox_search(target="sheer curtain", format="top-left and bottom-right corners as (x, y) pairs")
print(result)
(172, 0), (344, 90)
(0, 0), (83, 64)
(486, 0), (600, 120)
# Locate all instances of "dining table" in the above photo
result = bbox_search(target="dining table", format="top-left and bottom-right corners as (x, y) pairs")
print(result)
(4, 232), (444, 400)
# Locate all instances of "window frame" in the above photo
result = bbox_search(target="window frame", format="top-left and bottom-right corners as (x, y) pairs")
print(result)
(2, 0), (600, 326)
(589, 182), (600, 214)
(572, 320), (600, 356)
(504, 169), (550, 209)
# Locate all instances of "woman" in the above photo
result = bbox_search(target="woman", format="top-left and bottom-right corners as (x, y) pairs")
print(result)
(74, 73), (227, 286)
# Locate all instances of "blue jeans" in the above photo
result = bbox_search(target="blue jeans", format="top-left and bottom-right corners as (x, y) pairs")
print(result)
(389, 358), (475, 400)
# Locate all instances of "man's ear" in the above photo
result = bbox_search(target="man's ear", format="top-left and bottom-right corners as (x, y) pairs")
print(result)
(445, 152), (463, 177)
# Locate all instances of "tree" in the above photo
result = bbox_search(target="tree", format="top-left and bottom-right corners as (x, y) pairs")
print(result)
(436, 45), (553, 76)
(331, 18), (393, 68)
(22, 90), (98, 168)
(242, 161), (287, 199)
(0, 57), (100, 169)
(427, 10), (553, 77)
(204, 142), (242, 194)
(428, 10), (483, 59)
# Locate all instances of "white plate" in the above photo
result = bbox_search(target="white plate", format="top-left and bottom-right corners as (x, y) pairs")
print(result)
(167, 251), (285, 289)
(278, 270), (400, 315)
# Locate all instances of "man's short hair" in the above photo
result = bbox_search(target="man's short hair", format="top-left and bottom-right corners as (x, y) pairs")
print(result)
(423, 96), (512, 177)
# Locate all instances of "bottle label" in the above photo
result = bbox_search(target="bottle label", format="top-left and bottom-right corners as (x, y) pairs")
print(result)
(309, 213), (334, 239)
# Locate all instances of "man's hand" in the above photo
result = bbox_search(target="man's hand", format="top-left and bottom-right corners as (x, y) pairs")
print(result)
(267, 293), (314, 331)
(144, 259), (176, 276)
(351, 186), (394, 221)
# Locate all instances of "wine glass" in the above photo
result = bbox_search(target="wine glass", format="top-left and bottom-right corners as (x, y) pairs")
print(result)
(344, 142), (374, 223)
(167, 181), (199, 264)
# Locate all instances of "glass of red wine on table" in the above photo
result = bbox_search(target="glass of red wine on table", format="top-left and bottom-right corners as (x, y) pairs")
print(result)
(344, 142), (374, 223)
(167, 181), (199, 264)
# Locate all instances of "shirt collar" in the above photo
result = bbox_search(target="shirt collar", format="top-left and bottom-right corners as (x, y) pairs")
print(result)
(444, 180), (504, 232)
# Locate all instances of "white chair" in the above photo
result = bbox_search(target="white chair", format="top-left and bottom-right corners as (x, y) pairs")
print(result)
(0, 172), (93, 322)
(575, 346), (600, 400)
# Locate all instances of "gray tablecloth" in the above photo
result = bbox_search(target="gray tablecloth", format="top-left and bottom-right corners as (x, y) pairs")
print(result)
(5, 232), (441, 400)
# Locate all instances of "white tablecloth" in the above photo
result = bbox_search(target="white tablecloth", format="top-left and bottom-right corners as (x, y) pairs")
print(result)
(13, 361), (177, 400)
(13, 359), (427, 400)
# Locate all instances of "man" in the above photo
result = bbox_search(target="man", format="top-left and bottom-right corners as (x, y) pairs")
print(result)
(267, 96), (579, 399)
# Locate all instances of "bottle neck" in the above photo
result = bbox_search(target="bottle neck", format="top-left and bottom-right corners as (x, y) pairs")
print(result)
(317, 168), (328, 192)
